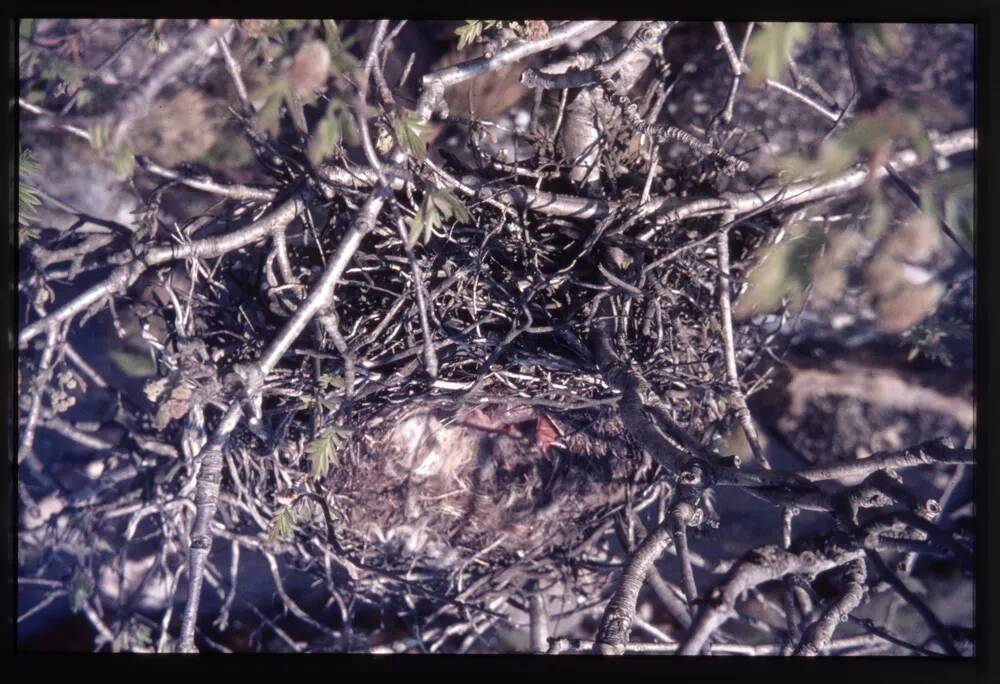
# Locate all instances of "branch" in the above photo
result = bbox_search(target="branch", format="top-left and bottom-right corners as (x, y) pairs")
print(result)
(678, 540), (866, 655)
(20, 194), (306, 347)
(592, 522), (673, 654)
(797, 437), (974, 482)
(795, 558), (866, 655)
(415, 20), (616, 122)
(716, 216), (768, 468)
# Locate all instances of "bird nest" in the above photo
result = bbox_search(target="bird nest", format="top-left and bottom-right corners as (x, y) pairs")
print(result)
(324, 402), (654, 575)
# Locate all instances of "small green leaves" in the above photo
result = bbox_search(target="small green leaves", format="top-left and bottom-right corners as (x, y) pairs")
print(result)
(394, 113), (428, 161)
(68, 568), (93, 613)
(108, 348), (157, 378)
(775, 105), (932, 183)
(323, 20), (360, 79)
(407, 189), (470, 247)
(407, 209), (426, 248)
(430, 188), (471, 223)
(921, 168), (974, 252)
(112, 619), (153, 653)
(19, 146), (41, 179)
(839, 105), (931, 160)
(72, 87), (95, 112)
(254, 84), (290, 137)
(733, 221), (825, 319)
(318, 373), (345, 391)
(854, 23), (904, 56)
(18, 147), (42, 230)
(305, 427), (351, 480)
(308, 106), (343, 165)
(112, 142), (136, 179)
(455, 20), (498, 50)
(269, 505), (297, 543)
(747, 22), (812, 86)
(88, 122), (110, 151)
(903, 318), (970, 366)
(309, 99), (357, 166)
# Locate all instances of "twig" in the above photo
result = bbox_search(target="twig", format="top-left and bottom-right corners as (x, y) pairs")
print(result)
(20, 327), (60, 463)
(720, 22), (753, 124)
(764, 78), (841, 122)
(716, 217), (769, 468)
(355, 20), (439, 378)
(415, 21), (616, 122)
(668, 503), (699, 607)
(137, 156), (275, 201)
(520, 21), (674, 90)
(714, 22), (748, 76)
(797, 437), (974, 482)
(217, 30), (252, 114)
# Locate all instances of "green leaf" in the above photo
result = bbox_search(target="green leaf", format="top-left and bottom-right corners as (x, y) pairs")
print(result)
(324, 20), (359, 78)
(407, 211), (424, 249)
(68, 569), (93, 613)
(747, 22), (812, 86)
(419, 200), (442, 245)
(394, 114), (427, 161)
(19, 184), (41, 227)
(854, 23), (903, 56)
(112, 142), (136, 179)
(776, 105), (932, 184)
(277, 19), (306, 34)
(19, 148), (42, 228)
(88, 123), (109, 151)
(430, 189), (470, 223)
(268, 506), (297, 543)
(108, 348), (157, 378)
(255, 91), (285, 137)
(20, 18), (36, 39)
(306, 429), (338, 479)
(734, 222), (821, 319)
(308, 107), (343, 165)
(456, 21), (484, 50)
(20, 147), (41, 178)
(73, 87), (95, 111)
(318, 373), (345, 390)
(455, 20), (498, 50)
(922, 168), (974, 253)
